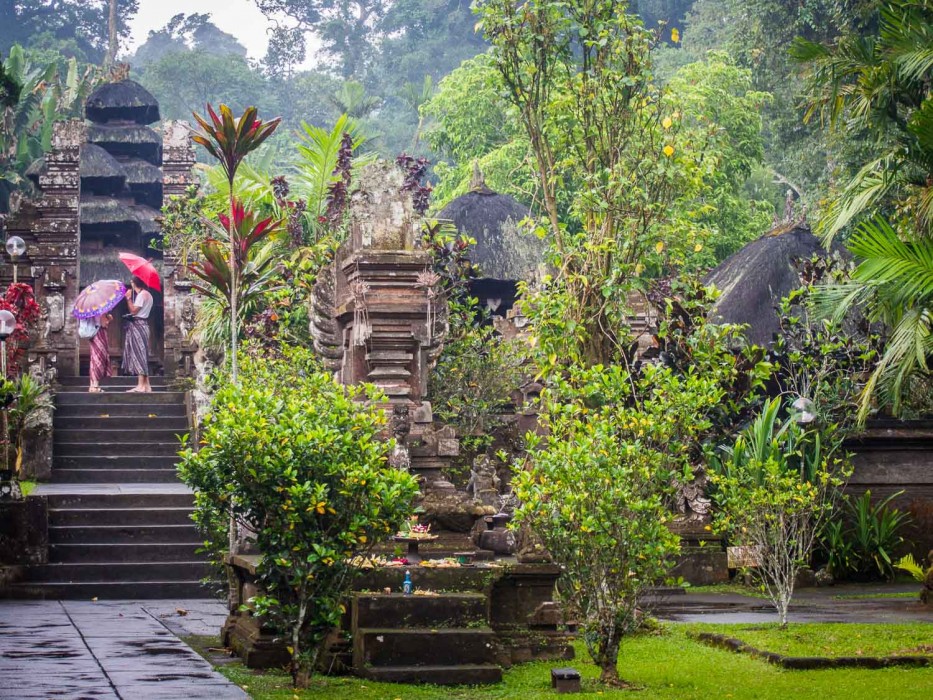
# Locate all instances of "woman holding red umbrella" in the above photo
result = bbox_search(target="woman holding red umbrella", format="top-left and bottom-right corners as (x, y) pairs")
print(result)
(123, 276), (153, 393)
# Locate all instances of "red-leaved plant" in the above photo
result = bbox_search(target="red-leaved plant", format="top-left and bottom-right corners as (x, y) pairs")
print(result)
(190, 104), (281, 382)
(0, 283), (41, 376)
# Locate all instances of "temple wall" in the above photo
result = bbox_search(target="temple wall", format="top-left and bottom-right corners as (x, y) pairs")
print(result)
(846, 420), (933, 556)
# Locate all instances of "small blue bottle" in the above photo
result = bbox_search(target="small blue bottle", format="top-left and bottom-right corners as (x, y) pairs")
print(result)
(402, 570), (413, 595)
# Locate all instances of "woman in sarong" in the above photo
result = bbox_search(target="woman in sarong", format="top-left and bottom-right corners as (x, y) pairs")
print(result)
(122, 276), (153, 393)
(88, 313), (112, 393)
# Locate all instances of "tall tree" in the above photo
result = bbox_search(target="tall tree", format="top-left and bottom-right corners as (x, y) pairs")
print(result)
(0, 0), (138, 64)
(254, 0), (388, 78)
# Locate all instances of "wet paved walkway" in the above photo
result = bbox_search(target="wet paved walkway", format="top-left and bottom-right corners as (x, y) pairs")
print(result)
(0, 599), (247, 699)
(655, 583), (933, 624)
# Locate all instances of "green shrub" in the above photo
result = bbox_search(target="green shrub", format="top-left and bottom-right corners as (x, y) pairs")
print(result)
(822, 490), (912, 581)
(178, 347), (418, 687)
(710, 398), (849, 626)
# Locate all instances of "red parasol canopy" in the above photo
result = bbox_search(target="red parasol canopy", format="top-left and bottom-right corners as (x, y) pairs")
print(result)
(118, 252), (161, 291)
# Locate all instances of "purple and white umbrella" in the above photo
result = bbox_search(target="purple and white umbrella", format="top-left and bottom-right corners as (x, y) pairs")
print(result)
(71, 280), (126, 320)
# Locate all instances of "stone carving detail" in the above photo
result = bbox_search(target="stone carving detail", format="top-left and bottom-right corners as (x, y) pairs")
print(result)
(467, 455), (501, 509)
(45, 294), (65, 333)
(673, 466), (712, 524)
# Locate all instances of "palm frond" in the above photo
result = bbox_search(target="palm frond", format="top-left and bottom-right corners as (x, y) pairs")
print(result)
(817, 156), (896, 243)
(848, 217), (933, 307)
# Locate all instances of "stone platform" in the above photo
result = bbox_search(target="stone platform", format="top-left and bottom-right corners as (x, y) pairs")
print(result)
(222, 554), (574, 684)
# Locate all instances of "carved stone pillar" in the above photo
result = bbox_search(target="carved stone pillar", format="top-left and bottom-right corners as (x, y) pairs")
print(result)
(160, 120), (197, 379)
(28, 120), (85, 377)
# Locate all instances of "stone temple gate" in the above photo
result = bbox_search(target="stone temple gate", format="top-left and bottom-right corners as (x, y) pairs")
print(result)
(1, 79), (197, 381)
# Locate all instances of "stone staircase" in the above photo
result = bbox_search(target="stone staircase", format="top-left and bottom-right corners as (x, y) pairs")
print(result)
(14, 375), (213, 599)
(351, 592), (502, 685)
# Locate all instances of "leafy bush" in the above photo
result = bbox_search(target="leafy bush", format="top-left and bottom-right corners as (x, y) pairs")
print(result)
(822, 490), (912, 581)
(710, 398), (849, 625)
(178, 348), (418, 687)
(512, 294), (760, 685)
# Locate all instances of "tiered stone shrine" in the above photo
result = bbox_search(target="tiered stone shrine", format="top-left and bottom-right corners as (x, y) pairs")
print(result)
(2, 79), (197, 382)
(224, 160), (574, 684)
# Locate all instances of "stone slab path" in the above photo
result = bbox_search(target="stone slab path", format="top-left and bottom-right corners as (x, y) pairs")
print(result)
(0, 599), (247, 699)
(655, 583), (933, 625)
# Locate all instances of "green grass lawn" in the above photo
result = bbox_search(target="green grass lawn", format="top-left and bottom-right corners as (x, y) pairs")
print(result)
(685, 583), (770, 599)
(687, 622), (933, 658)
(832, 592), (920, 601)
(188, 624), (933, 700)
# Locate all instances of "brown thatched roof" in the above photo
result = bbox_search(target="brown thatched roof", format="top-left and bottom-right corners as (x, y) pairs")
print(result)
(87, 124), (162, 164)
(80, 143), (127, 195)
(122, 158), (163, 208)
(704, 222), (826, 345)
(80, 197), (140, 229)
(437, 186), (545, 282)
(85, 80), (160, 125)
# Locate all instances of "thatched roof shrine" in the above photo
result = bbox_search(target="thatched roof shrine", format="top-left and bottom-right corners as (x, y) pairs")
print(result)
(80, 143), (127, 195)
(437, 167), (545, 283)
(87, 124), (162, 163)
(85, 80), (160, 125)
(704, 221), (826, 345)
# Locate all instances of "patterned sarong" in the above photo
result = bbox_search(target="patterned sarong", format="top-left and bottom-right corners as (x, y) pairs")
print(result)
(122, 317), (150, 376)
(89, 323), (112, 384)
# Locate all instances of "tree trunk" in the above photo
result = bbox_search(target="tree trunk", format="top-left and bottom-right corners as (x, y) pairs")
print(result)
(228, 189), (238, 383)
(106, 0), (118, 66)
(596, 636), (626, 686)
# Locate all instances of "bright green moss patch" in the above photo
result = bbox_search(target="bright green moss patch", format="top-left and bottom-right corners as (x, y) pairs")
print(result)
(687, 622), (933, 658)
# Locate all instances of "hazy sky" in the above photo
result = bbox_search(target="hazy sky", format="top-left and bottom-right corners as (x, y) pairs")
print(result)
(126, 0), (275, 60)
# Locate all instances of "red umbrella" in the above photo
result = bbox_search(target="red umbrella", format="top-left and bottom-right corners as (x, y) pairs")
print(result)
(119, 252), (162, 291)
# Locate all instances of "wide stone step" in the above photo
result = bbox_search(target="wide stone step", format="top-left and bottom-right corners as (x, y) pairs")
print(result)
(23, 561), (211, 583)
(359, 664), (502, 685)
(50, 507), (193, 527)
(353, 593), (488, 629)
(54, 416), (189, 431)
(50, 524), (199, 545)
(53, 455), (180, 470)
(52, 468), (180, 483)
(46, 491), (194, 510)
(51, 542), (204, 563)
(55, 402), (187, 417)
(53, 441), (181, 456)
(55, 428), (187, 443)
(355, 628), (496, 667)
(58, 376), (169, 387)
(3, 580), (214, 599)
(55, 391), (187, 405)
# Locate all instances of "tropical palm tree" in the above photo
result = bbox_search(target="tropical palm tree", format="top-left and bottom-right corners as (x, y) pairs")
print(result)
(793, 0), (933, 421)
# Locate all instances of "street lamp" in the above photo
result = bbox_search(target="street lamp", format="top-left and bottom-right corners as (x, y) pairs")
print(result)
(0, 308), (15, 499)
(5, 236), (26, 284)
(792, 396), (817, 425)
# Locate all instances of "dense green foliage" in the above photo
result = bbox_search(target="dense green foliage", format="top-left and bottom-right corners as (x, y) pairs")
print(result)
(710, 398), (849, 625)
(821, 490), (912, 580)
(513, 284), (769, 683)
(0, 44), (100, 212)
(178, 349), (418, 686)
(795, 0), (933, 420)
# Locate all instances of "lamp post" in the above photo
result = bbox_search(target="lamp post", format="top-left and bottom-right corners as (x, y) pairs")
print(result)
(5, 236), (26, 285)
(0, 308), (16, 500)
